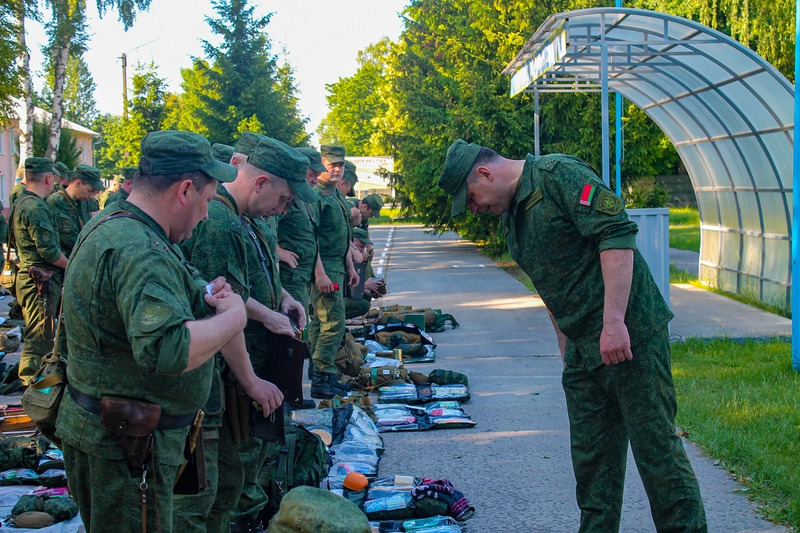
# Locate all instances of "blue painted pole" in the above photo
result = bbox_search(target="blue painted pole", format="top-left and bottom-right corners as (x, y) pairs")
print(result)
(615, 0), (623, 196)
(792, 0), (800, 371)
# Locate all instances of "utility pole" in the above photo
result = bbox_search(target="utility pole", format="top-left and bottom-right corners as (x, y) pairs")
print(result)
(121, 52), (128, 120)
(119, 40), (157, 121)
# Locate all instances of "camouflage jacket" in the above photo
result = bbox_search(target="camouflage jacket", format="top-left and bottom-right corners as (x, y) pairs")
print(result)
(277, 199), (319, 287)
(503, 154), (673, 368)
(56, 199), (212, 464)
(11, 189), (62, 270)
(102, 188), (129, 209)
(46, 189), (85, 257)
(313, 181), (351, 276)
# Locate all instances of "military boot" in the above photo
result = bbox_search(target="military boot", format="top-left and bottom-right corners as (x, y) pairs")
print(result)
(310, 372), (337, 399)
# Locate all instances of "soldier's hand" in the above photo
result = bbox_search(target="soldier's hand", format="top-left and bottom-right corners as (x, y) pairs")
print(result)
(262, 309), (295, 336)
(245, 378), (283, 416)
(347, 268), (360, 288)
(280, 298), (306, 332)
(600, 321), (633, 365)
(207, 276), (232, 297)
(316, 273), (335, 293)
(277, 247), (299, 269)
(205, 290), (246, 329)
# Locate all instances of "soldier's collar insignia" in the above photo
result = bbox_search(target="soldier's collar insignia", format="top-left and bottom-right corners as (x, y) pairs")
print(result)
(525, 189), (543, 211)
(579, 184), (596, 206)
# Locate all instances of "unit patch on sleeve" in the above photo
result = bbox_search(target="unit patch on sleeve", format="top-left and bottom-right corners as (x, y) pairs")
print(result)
(595, 190), (623, 215)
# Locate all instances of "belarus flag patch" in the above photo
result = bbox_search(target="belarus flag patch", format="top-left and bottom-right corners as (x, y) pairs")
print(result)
(579, 184), (596, 206)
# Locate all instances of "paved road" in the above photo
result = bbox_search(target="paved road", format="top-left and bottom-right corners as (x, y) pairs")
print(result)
(367, 224), (788, 533)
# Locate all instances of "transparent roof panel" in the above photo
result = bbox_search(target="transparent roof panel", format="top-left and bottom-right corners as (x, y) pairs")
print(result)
(504, 7), (794, 307)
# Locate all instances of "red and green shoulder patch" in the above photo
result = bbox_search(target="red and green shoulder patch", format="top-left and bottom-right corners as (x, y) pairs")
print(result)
(579, 184), (596, 206)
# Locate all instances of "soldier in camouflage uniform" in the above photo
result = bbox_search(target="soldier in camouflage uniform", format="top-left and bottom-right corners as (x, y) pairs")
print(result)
(9, 179), (26, 208)
(275, 147), (326, 317)
(353, 193), (383, 234)
(438, 140), (707, 533)
(56, 131), (282, 533)
(47, 164), (105, 258)
(308, 145), (359, 399)
(102, 167), (136, 209)
(180, 133), (315, 532)
(11, 157), (68, 385)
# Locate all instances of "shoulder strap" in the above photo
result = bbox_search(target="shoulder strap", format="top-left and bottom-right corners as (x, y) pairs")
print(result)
(240, 215), (277, 308)
(212, 193), (236, 213)
(6, 195), (38, 263)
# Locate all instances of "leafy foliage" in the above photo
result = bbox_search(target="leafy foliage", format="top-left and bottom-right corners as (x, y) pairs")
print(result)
(0, 0), (21, 124)
(178, 0), (307, 146)
(623, 176), (669, 208)
(37, 53), (98, 124)
(32, 119), (79, 168)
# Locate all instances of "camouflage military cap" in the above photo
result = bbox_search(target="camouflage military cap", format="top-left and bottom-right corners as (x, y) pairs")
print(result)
(211, 143), (234, 164)
(343, 161), (359, 186)
(122, 166), (138, 181)
(24, 157), (54, 174)
(267, 486), (370, 533)
(320, 145), (346, 164)
(52, 161), (70, 180)
(353, 228), (371, 245)
(139, 130), (236, 183)
(438, 139), (482, 217)
(71, 164), (106, 192)
(363, 193), (384, 216)
(295, 147), (327, 173)
(236, 132), (318, 203)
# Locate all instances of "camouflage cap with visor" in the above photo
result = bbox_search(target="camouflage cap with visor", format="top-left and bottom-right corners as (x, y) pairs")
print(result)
(295, 147), (327, 173)
(139, 130), (237, 183)
(71, 164), (106, 192)
(437, 139), (482, 217)
(362, 193), (384, 216)
(211, 143), (234, 164)
(24, 157), (54, 175)
(319, 145), (346, 164)
(53, 161), (71, 180)
(235, 132), (319, 204)
(352, 227), (372, 245)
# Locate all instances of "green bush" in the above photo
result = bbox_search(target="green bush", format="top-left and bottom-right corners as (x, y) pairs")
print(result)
(624, 176), (669, 208)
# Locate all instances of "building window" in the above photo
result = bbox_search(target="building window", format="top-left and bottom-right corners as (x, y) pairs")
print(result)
(0, 131), (4, 155)
(9, 129), (17, 155)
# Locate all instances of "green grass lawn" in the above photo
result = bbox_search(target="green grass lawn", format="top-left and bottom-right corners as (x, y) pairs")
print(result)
(672, 338), (800, 528)
(670, 207), (700, 252)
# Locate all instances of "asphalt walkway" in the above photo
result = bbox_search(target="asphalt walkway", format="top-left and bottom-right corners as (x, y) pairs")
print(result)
(369, 224), (790, 533)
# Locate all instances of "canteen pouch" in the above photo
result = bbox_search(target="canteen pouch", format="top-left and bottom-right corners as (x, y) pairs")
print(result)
(99, 396), (160, 471)
(28, 266), (54, 298)
(0, 260), (17, 289)
(173, 411), (207, 495)
(20, 352), (67, 447)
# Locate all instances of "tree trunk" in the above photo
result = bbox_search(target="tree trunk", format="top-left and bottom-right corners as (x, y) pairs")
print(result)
(14, 1), (34, 177)
(46, 41), (70, 160)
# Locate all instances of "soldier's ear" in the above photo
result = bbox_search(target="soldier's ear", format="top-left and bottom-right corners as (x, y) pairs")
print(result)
(475, 166), (494, 182)
(253, 174), (269, 193)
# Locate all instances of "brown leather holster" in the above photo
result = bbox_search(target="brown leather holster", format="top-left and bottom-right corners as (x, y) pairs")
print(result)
(28, 266), (53, 298)
(100, 396), (161, 472)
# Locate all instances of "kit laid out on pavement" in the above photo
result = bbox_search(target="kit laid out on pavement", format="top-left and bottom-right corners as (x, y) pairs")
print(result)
(373, 402), (476, 432)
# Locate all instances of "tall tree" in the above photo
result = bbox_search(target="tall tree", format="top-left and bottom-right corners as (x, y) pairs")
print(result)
(320, 38), (391, 155)
(0, 1), (21, 124)
(179, 0), (308, 145)
(11, 0), (38, 174)
(43, 0), (152, 160)
(38, 53), (98, 124)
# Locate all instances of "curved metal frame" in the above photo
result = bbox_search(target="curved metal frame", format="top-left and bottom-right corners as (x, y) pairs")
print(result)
(503, 7), (794, 310)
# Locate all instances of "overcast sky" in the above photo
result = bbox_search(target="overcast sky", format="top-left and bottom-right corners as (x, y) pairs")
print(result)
(25, 0), (410, 140)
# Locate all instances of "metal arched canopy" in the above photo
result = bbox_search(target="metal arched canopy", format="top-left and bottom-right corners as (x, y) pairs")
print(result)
(502, 7), (795, 310)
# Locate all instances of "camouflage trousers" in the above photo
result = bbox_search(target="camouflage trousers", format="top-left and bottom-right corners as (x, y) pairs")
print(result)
(230, 434), (272, 521)
(562, 327), (707, 533)
(17, 270), (62, 385)
(280, 274), (312, 325)
(62, 442), (180, 533)
(308, 272), (345, 375)
(172, 418), (243, 532)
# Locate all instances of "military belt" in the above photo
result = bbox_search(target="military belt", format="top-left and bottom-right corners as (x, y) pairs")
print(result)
(68, 385), (196, 430)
